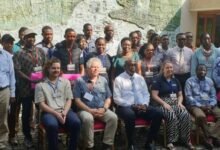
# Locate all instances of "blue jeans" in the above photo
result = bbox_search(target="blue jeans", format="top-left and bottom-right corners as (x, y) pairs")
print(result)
(41, 110), (81, 150)
(21, 96), (33, 140)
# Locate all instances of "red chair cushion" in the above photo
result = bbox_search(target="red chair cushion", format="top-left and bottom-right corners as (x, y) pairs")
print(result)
(94, 120), (106, 130)
(206, 114), (216, 122)
(135, 118), (151, 126)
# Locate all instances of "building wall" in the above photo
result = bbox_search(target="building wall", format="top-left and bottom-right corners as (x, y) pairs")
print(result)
(0, 0), (183, 46)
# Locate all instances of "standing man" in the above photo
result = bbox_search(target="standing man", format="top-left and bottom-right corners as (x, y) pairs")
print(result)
(35, 58), (81, 150)
(13, 29), (46, 148)
(36, 25), (55, 59)
(104, 24), (120, 57)
(1, 34), (19, 145)
(13, 27), (28, 53)
(160, 34), (170, 53)
(185, 64), (220, 149)
(74, 58), (117, 150)
(113, 59), (163, 150)
(0, 37), (16, 150)
(129, 31), (142, 52)
(166, 33), (193, 94)
(53, 28), (84, 75)
(185, 32), (194, 50)
(83, 23), (97, 53)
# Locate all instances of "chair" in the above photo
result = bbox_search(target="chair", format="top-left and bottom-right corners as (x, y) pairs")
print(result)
(117, 117), (167, 148)
(195, 114), (216, 144)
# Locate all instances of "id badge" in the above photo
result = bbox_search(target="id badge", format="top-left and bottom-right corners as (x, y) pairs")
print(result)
(100, 67), (107, 74)
(201, 93), (209, 100)
(67, 64), (75, 71)
(170, 93), (177, 101)
(145, 71), (153, 78)
(84, 92), (94, 101)
(33, 66), (42, 72)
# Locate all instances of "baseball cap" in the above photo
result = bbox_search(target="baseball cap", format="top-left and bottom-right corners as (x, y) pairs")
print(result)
(23, 29), (37, 37)
(1, 34), (15, 43)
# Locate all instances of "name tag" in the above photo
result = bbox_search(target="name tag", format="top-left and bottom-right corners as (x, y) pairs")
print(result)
(67, 64), (75, 71)
(33, 66), (42, 72)
(100, 67), (107, 74)
(52, 92), (62, 98)
(84, 92), (94, 101)
(170, 93), (177, 101)
(145, 71), (153, 78)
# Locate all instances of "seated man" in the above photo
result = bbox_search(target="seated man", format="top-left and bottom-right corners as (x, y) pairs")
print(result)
(113, 59), (163, 150)
(35, 58), (81, 150)
(185, 64), (220, 149)
(74, 57), (118, 150)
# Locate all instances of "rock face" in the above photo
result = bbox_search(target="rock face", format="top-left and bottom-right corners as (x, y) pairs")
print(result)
(0, 0), (182, 46)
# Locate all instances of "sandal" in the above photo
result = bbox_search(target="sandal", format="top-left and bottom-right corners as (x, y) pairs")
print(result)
(167, 143), (176, 150)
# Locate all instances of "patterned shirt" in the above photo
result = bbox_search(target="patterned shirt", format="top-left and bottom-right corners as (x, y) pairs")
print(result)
(185, 76), (217, 107)
(13, 47), (46, 97)
(73, 75), (112, 109)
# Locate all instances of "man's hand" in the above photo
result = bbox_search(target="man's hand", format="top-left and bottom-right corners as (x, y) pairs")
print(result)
(55, 112), (65, 124)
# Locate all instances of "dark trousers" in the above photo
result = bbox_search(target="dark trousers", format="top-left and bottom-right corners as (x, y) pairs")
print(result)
(7, 99), (18, 139)
(21, 96), (34, 140)
(116, 106), (163, 146)
(41, 110), (81, 150)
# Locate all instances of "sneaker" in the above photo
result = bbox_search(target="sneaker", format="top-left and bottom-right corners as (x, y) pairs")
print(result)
(9, 137), (18, 145)
(24, 138), (33, 148)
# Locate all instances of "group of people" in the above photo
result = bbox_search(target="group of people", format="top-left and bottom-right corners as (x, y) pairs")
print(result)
(0, 23), (220, 150)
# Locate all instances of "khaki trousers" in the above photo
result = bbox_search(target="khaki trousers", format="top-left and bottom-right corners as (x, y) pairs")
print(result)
(190, 106), (220, 139)
(0, 88), (10, 146)
(78, 109), (118, 148)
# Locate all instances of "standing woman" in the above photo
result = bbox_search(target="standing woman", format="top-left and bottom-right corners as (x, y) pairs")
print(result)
(140, 43), (161, 87)
(112, 37), (141, 79)
(151, 61), (194, 150)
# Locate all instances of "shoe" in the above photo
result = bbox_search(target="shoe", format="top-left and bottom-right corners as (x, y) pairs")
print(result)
(185, 142), (195, 150)
(203, 138), (213, 150)
(9, 137), (18, 145)
(166, 143), (176, 150)
(212, 138), (220, 147)
(24, 138), (33, 148)
(145, 143), (156, 150)
(128, 145), (136, 150)
(102, 143), (112, 150)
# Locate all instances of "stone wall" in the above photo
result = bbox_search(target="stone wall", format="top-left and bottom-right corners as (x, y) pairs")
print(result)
(0, 0), (183, 46)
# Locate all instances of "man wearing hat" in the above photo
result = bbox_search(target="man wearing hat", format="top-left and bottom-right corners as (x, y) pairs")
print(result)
(13, 29), (47, 148)
(0, 35), (16, 149)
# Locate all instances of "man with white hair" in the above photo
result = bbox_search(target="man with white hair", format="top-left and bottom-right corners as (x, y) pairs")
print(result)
(74, 57), (117, 150)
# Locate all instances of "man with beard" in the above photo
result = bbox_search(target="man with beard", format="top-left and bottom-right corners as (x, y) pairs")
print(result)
(13, 29), (46, 148)
(35, 58), (81, 150)
(53, 28), (84, 75)
(36, 26), (55, 59)
(185, 64), (220, 149)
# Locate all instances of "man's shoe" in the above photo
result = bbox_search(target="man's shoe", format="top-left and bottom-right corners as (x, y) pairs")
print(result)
(102, 143), (112, 150)
(128, 145), (136, 150)
(24, 138), (33, 148)
(212, 138), (220, 147)
(9, 137), (18, 146)
(145, 143), (156, 150)
(203, 138), (214, 150)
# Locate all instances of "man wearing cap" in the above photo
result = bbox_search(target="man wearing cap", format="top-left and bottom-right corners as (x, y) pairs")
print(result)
(1, 34), (19, 145)
(0, 35), (16, 149)
(13, 29), (46, 148)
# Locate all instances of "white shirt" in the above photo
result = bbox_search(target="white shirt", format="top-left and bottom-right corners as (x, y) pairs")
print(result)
(113, 72), (150, 106)
(105, 39), (120, 57)
(166, 46), (193, 74)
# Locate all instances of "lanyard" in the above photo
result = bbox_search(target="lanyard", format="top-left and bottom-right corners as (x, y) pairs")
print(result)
(27, 48), (39, 66)
(98, 55), (107, 67)
(47, 79), (59, 93)
(68, 48), (73, 64)
(166, 79), (174, 93)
